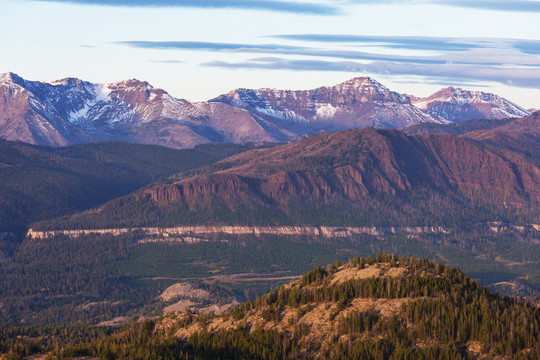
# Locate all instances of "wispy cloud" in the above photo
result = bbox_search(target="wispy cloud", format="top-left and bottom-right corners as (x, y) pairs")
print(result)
(118, 41), (307, 52)
(204, 58), (540, 88)
(150, 59), (185, 64)
(432, 0), (540, 13)
(118, 39), (540, 67)
(348, 0), (540, 13)
(116, 34), (540, 90)
(271, 34), (483, 51)
(32, 0), (342, 15)
(271, 34), (540, 55)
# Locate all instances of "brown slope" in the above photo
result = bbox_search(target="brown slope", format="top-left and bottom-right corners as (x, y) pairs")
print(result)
(148, 128), (540, 208)
(463, 111), (540, 166)
(37, 127), (540, 230)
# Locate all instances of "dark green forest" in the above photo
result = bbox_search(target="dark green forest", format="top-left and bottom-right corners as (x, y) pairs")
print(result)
(0, 140), (256, 238)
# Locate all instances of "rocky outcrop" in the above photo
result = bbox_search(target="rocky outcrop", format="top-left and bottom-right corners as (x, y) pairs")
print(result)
(159, 283), (211, 302)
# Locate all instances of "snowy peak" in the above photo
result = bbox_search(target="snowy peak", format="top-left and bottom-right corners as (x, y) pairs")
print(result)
(0, 73), (532, 149)
(211, 77), (441, 129)
(414, 86), (530, 122)
(0, 72), (20, 84)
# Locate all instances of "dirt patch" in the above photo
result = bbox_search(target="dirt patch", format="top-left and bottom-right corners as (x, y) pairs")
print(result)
(97, 316), (129, 327)
(347, 297), (410, 317)
(384, 267), (407, 278)
(331, 265), (381, 285)
(494, 256), (524, 267)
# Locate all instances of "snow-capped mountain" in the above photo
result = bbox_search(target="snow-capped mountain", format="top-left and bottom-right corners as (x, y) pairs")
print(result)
(0, 73), (530, 148)
(412, 87), (530, 122)
(211, 77), (447, 135)
(0, 72), (274, 148)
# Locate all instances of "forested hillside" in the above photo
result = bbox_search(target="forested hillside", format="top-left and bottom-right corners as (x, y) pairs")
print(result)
(0, 140), (257, 238)
(36, 127), (540, 231)
(3, 256), (537, 359)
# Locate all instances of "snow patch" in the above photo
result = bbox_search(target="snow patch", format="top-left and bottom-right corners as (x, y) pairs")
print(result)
(255, 106), (306, 122)
(94, 84), (112, 103)
(316, 104), (338, 119)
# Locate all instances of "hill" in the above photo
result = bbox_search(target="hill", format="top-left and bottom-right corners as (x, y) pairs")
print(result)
(6, 256), (537, 359)
(37, 127), (540, 230)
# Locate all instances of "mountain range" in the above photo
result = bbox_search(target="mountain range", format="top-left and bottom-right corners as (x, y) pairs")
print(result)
(0, 72), (530, 148)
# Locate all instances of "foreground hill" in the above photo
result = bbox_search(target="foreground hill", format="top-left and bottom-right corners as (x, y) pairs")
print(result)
(9, 256), (536, 359)
(0, 140), (255, 239)
(37, 125), (540, 230)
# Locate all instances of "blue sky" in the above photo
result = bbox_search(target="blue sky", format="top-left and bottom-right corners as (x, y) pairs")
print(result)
(1, 0), (539, 108)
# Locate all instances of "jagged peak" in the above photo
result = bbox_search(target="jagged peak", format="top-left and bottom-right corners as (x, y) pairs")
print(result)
(0, 72), (24, 84)
(338, 76), (377, 86)
(107, 78), (153, 89)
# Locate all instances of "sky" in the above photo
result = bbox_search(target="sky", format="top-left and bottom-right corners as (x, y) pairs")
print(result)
(1, 0), (539, 109)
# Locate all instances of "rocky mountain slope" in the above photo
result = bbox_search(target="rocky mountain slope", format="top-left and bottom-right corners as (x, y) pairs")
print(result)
(210, 77), (446, 136)
(412, 86), (529, 122)
(36, 121), (540, 231)
(1, 73), (529, 148)
(0, 72), (274, 148)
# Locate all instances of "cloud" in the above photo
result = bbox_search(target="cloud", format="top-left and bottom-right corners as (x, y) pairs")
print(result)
(348, 0), (540, 13)
(271, 34), (483, 51)
(117, 35), (540, 91)
(271, 34), (540, 56)
(269, 34), (488, 51)
(118, 39), (540, 67)
(32, 0), (342, 15)
(432, 0), (540, 12)
(118, 41), (307, 51)
(203, 58), (540, 88)
(150, 59), (185, 64)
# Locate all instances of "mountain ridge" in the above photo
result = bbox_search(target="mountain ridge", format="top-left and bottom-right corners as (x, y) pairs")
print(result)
(1, 72), (530, 148)
(412, 86), (529, 122)
(35, 124), (540, 231)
